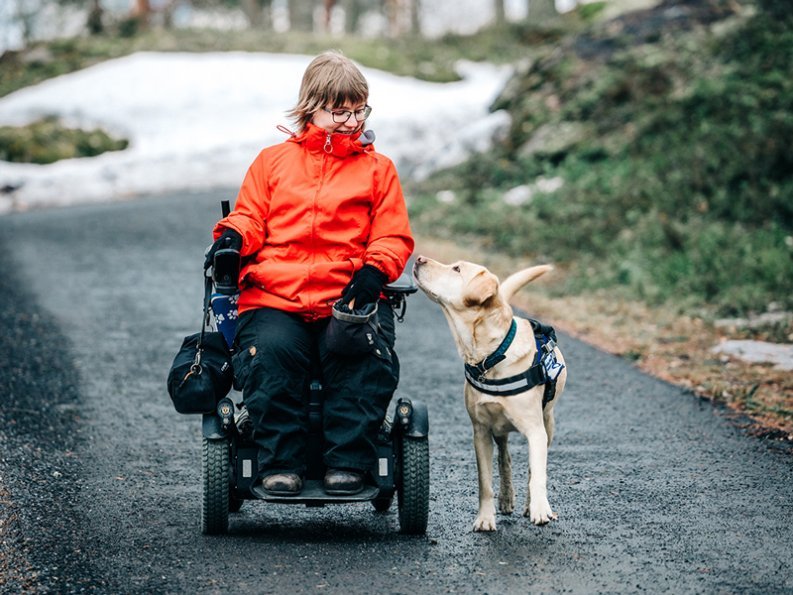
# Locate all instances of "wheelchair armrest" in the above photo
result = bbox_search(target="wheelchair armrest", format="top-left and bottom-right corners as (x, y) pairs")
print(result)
(383, 272), (417, 295)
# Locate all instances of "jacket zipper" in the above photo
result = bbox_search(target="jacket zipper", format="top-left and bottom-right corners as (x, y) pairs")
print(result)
(309, 136), (331, 319)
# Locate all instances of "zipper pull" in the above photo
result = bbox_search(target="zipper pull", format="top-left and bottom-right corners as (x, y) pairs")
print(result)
(324, 133), (332, 154)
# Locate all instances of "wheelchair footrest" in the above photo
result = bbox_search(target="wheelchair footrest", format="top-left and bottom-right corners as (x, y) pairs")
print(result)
(250, 479), (379, 504)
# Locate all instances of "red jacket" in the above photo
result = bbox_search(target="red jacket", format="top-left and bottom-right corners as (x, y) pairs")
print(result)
(214, 123), (414, 320)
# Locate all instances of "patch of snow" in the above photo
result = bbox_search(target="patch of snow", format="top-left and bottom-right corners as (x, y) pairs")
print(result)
(535, 176), (564, 193)
(0, 52), (512, 214)
(712, 340), (793, 371)
(501, 176), (564, 206)
(435, 190), (456, 204)
(503, 184), (533, 206)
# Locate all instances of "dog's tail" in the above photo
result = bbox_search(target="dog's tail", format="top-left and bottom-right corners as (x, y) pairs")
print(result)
(499, 265), (553, 302)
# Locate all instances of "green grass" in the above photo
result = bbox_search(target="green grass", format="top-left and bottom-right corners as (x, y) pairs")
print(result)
(0, 117), (128, 164)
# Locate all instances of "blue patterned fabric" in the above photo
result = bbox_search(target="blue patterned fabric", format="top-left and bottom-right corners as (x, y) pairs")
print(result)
(210, 292), (239, 349)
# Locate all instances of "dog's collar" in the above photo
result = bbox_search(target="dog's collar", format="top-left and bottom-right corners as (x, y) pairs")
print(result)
(465, 318), (517, 381)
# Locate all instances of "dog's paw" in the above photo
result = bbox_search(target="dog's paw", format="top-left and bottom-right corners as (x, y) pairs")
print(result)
(524, 501), (557, 526)
(498, 490), (515, 515)
(473, 514), (497, 532)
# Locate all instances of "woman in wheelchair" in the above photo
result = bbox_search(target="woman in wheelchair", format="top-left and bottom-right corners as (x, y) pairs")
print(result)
(204, 51), (414, 497)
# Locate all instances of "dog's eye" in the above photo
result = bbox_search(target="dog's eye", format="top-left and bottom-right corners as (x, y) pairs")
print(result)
(452, 265), (460, 272)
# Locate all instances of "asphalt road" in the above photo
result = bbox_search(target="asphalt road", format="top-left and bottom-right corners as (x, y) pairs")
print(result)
(0, 191), (791, 594)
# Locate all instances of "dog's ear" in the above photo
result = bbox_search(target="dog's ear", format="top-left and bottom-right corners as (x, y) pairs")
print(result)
(463, 271), (499, 308)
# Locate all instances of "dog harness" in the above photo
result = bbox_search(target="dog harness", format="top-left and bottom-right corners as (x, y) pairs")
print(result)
(464, 318), (565, 407)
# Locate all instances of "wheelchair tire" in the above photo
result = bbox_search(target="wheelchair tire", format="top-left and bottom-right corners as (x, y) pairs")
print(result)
(397, 436), (429, 534)
(201, 438), (229, 535)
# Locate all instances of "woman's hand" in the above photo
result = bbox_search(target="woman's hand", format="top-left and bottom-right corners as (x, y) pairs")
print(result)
(204, 229), (242, 270)
(341, 264), (387, 308)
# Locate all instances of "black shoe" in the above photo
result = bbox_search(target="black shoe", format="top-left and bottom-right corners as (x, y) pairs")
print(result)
(324, 469), (364, 495)
(261, 473), (303, 496)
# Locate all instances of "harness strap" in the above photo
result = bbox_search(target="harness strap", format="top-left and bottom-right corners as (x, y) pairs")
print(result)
(464, 317), (563, 408)
(464, 363), (546, 397)
(466, 319), (517, 380)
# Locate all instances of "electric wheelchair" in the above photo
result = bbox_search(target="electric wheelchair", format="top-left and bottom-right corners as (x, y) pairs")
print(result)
(198, 204), (429, 536)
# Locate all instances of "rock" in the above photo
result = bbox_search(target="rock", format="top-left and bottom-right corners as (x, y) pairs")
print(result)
(518, 122), (590, 158)
(711, 340), (793, 371)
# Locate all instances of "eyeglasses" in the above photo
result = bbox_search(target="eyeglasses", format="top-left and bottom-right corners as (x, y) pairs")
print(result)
(322, 105), (372, 123)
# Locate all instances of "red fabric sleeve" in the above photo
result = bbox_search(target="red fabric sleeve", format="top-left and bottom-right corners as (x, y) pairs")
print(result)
(212, 151), (270, 257)
(364, 157), (414, 282)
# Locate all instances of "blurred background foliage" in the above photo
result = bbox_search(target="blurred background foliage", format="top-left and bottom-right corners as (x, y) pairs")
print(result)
(0, 116), (128, 162)
(410, 0), (793, 318)
(0, 0), (790, 318)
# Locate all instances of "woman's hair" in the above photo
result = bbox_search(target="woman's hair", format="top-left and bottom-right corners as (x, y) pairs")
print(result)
(288, 51), (369, 133)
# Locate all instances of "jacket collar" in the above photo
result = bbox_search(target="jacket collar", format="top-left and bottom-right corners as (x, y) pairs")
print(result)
(291, 123), (373, 158)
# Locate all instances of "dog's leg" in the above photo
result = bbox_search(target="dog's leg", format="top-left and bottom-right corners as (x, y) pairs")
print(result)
(472, 424), (497, 532)
(514, 413), (557, 525)
(494, 434), (514, 515)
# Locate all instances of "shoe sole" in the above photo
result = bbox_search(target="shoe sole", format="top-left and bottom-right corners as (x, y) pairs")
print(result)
(324, 486), (365, 495)
(262, 488), (302, 496)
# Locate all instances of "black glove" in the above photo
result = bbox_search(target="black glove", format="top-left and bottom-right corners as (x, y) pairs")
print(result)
(204, 228), (242, 270)
(341, 264), (388, 309)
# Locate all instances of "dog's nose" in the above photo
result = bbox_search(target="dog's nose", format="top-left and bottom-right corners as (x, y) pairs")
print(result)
(415, 255), (426, 266)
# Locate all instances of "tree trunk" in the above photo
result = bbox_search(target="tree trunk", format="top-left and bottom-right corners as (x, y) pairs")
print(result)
(410, 0), (421, 35)
(241, 0), (262, 27)
(494, 0), (506, 25)
(342, 0), (364, 34)
(529, 0), (557, 21)
(383, 0), (398, 37)
(241, 0), (273, 28)
(132, 0), (151, 24)
(289, 0), (315, 32)
(262, 0), (273, 30)
(87, 0), (104, 35)
(160, 0), (177, 29)
(14, 0), (36, 46)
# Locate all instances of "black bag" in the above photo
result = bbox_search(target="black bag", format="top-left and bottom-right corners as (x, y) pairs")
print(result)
(325, 301), (380, 356)
(167, 277), (233, 414)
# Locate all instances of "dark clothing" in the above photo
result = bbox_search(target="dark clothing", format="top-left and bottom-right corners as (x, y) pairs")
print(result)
(232, 301), (399, 480)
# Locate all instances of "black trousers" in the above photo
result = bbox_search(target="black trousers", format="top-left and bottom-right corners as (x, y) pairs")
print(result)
(232, 302), (399, 480)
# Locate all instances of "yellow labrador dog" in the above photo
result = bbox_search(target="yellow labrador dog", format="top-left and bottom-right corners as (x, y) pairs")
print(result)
(413, 255), (567, 532)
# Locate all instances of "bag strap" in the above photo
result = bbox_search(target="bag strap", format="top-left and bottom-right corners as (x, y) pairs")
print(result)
(197, 274), (213, 348)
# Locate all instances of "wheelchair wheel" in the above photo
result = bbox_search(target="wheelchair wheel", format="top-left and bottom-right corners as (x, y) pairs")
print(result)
(201, 438), (229, 535)
(397, 436), (429, 534)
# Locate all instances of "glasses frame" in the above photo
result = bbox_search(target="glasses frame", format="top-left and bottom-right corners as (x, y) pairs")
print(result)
(322, 105), (372, 124)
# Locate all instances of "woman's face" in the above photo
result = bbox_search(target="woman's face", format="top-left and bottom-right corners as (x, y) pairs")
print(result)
(312, 101), (369, 134)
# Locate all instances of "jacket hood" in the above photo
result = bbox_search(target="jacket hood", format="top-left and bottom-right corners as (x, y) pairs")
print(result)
(290, 122), (375, 158)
